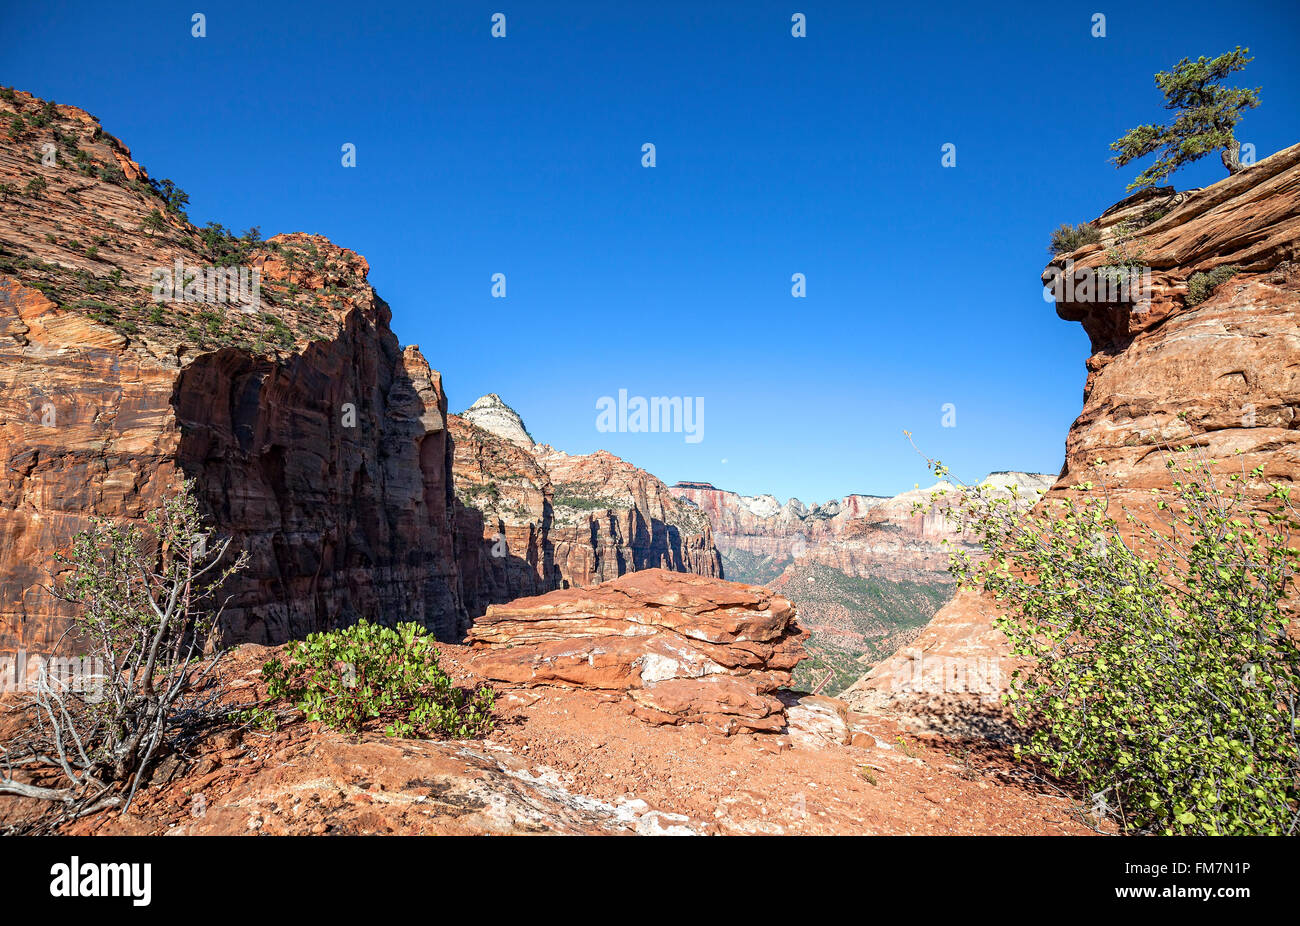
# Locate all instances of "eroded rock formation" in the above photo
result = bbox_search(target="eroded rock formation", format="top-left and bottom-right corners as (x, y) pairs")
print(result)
(845, 143), (1300, 727)
(452, 399), (722, 617)
(0, 90), (721, 656)
(466, 568), (807, 734)
(669, 473), (1053, 585)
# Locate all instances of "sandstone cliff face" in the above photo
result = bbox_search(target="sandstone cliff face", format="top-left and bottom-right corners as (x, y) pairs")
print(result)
(845, 143), (1300, 725)
(451, 398), (722, 617)
(670, 473), (1053, 584)
(0, 91), (725, 655)
(0, 91), (471, 650)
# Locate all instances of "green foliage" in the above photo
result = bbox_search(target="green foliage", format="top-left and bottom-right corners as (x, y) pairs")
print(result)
(153, 177), (189, 219)
(198, 222), (262, 267)
(261, 620), (496, 739)
(1112, 47), (1261, 191)
(0, 86), (16, 102)
(23, 176), (47, 197)
(10, 482), (251, 817)
(142, 208), (167, 234)
(7, 113), (25, 138)
(1186, 265), (1239, 305)
(932, 449), (1300, 835)
(1048, 222), (1100, 255)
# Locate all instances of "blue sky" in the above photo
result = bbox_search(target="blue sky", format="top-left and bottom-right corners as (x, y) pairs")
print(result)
(4, 0), (1297, 502)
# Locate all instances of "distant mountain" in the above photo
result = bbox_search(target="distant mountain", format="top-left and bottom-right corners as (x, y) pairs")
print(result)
(669, 474), (1052, 694)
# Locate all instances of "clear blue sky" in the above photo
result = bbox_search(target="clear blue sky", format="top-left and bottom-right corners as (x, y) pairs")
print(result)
(4, 0), (1297, 502)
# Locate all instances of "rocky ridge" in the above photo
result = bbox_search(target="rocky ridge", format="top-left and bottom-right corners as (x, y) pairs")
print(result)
(452, 398), (721, 617)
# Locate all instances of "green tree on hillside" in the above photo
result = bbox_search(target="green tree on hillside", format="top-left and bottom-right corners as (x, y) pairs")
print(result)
(1111, 47), (1261, 191)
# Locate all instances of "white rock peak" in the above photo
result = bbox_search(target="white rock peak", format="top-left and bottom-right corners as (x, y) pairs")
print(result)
(462, 394), (535, 449)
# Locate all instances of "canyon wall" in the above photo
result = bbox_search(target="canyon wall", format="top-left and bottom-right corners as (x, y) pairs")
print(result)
(669, 474), (1051, 694)
(669, 473), (1053, 585)
(845, 142), (1300, 726)
(451, 395), (722, 616)
(0, 90), (721, 656)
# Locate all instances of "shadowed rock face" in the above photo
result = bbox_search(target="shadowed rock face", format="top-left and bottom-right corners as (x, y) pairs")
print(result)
(449, 402), (723, 619)
(466, 568), (808, 734)
(845, 143), (1300, 728)
(0, 90), (470, 651)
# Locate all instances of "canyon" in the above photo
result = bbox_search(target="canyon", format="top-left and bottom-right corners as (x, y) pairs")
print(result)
(669, 473), (1052, 692)
(0, 89), (718, 659)
(0, 84), (1295, 838)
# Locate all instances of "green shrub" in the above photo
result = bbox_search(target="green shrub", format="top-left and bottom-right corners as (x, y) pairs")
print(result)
(1048, 222), (1101, 255)
(261, 620), (496, 739)
(930, 448), (1300, 835)
(23, 176), (46, 197)
(1186, 265), (1239, 305)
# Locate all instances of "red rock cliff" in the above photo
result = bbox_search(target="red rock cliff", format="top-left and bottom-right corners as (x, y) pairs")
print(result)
(450, 396), (722, 616)
(845, 142), (1300, 726)
(0, 91), (466, 651)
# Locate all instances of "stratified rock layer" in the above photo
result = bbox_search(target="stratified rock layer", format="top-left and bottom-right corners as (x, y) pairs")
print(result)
(846, 143), (1300, 727)
(451, 403), (722, 618)
(466, 568), (808, 734)
(669, 473), (1053, 585)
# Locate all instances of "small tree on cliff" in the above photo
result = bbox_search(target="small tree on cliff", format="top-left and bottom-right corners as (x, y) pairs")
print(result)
(1111, 47), (1261, 191)
(0, 482), (246, 831)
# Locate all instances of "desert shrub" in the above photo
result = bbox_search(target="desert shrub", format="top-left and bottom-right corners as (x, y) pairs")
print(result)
(1186, 265), (1239, 305)
(23, 176), (47, 197)
(1048, 222), (1101, 255)
(0, 483), (247, 829)
(261, 620), (496, 739)
(929, 449), (1299, 835)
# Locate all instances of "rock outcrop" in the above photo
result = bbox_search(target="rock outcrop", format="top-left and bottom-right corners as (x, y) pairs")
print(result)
(466, 568), (807, 734)
(845, 143), (1300, 727)
(452, 399), (722, 618)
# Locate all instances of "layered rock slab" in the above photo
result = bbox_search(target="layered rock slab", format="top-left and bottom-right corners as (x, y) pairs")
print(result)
(466, 568), (808, 733)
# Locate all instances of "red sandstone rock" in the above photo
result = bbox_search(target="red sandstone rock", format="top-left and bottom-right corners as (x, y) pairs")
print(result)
(450, 400), (722, 619)
(669, 474), (1052, 585)
(466, 568), (808, 734)
(848, 143), (1300, 729)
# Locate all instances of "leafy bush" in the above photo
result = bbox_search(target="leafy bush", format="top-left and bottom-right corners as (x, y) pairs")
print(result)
(1048, 222), (1101, 255)
(261, 620), (496, 739)
(933, 449), (1300, 834)
(1186, 265), (1239, 305)
(23, 176), (47, 197)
